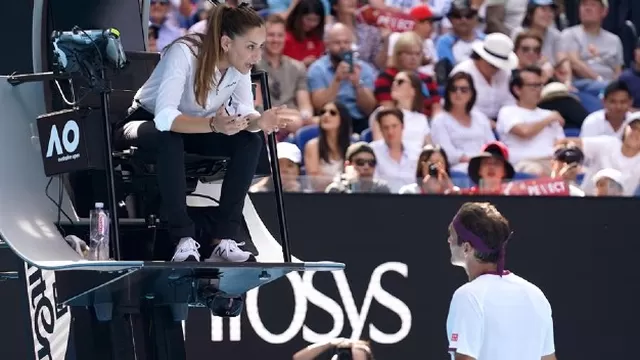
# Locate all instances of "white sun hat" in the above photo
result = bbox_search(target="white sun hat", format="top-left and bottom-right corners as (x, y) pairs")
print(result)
(471, 33), (519, 71)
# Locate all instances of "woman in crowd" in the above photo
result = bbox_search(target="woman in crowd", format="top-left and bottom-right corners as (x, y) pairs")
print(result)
(284, 0), (326, 66)
(512, 0), (561, 65)
(513, 31), (553, 82)
(369, 71), (431, 152)
(374, 31), (441, 118)
(304, 101), (353, 191)
(399, 145), (456, 194)
(115, 3), (288, 263)
(463, 141), (516, 195)
(557, 117), (640, 196)
(430, 71), (495, 172)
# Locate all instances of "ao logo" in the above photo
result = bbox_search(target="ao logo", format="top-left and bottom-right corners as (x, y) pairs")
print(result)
(46, 120), (79, 157)
(211, 262), (412, 345)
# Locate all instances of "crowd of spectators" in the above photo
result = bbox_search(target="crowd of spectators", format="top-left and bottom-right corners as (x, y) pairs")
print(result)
(148, 0), (640, 197)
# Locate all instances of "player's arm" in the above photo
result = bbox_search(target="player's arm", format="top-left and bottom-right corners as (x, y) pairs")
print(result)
(446, 288), (483, 360)
(541, 354), (557, 360)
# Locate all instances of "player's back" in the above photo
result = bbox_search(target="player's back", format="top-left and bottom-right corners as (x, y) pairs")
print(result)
(447, 272), (554, 360)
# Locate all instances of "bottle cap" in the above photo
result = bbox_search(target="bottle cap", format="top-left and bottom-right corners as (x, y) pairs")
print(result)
(95, 202), (104, 208)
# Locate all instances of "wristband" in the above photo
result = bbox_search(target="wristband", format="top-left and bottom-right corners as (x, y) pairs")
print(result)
(209, 117), (218, 133)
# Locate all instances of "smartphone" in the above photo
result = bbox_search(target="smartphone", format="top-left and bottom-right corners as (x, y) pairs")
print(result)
(342, 51), (354, 73)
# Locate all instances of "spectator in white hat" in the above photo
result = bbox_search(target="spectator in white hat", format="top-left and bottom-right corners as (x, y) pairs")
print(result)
(450, 33), (518, 120)
(592, 168), (625, 196)
(250, 142), (306, 193)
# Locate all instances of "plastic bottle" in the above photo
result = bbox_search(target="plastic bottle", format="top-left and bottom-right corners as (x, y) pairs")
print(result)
(88, 202), (110, 260)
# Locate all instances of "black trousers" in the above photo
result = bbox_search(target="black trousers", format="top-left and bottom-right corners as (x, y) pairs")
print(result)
(115, 108), (262, 241)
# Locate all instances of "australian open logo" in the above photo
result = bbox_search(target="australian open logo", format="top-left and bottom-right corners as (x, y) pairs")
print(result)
(45, 119), (80, 163)
(26, 265), (70, 360)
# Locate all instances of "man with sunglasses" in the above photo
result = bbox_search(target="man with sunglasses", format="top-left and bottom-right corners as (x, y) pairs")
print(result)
(435, 3), (486, 67)
(496, 65), (566, 176)
(325, 142), (391, 193)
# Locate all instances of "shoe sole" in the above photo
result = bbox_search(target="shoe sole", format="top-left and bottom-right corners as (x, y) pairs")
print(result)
(172, 254), (200, 262)
(205, 254), (257, 263)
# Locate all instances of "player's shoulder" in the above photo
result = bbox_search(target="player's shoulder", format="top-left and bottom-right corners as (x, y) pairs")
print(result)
(509, 273), (551, 304)
(452, 280), (481, 300)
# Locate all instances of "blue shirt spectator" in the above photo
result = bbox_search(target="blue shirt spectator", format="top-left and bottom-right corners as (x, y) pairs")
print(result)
(308, 55), (376, 121)
(436, 30), (485, 66)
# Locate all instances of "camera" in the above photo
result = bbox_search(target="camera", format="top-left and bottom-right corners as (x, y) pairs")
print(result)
(554, 145), (584, 166)
(428, 163), (439, 176)
(334, 347), (352, 360)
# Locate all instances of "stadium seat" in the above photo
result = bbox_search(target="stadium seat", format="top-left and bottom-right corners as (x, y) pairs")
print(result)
(360, 128), (373, 142)
(449, 170), (472, 188)
(576, 173), (585, 185)
(564, 128), (580, 137)
(513, 172), (538, 180)
(294, 125), (319, 153)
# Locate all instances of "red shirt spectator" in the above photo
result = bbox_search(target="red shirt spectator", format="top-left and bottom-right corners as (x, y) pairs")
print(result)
(283, 32), (325, 63)
(283, 0), (326, 66)
(374, 67), (440, 118)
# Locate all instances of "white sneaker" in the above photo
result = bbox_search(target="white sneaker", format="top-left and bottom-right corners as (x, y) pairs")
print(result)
(171, 237), (201, 262)
(207, 239), (255, 263)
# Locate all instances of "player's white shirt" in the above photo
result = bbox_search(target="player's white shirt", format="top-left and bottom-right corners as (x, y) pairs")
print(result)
(446, 271), (555, 360)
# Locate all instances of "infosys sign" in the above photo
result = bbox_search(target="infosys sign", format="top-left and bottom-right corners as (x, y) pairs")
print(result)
(208, 262), (412, 346)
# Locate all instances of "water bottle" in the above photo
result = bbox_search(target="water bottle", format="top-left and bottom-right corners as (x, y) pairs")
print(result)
(89, 202), (110, 260)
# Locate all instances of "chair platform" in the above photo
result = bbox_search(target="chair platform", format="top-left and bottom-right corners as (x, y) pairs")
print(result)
(55, 261), (344, 308)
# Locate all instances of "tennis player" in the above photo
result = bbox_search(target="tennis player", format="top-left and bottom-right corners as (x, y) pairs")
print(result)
(445, 202), (556, 360)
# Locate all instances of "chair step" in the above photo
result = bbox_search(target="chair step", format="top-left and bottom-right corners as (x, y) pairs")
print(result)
(59, 218), (160, 226)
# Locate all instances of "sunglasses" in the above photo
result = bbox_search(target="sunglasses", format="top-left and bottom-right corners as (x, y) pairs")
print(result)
(451, 13), (475, 19)
(519, 46), (541, 54)
(354, 159), (376, 167)
(320, 108), (338, 116)
(450, 85), (470, 93)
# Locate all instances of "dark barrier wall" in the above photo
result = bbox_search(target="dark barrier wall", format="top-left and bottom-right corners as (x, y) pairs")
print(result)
(1, 1), (34, 74)
(184, 194), (640, 360)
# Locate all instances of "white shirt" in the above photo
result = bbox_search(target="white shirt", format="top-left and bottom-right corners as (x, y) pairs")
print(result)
(446, 272), (555, 360)
(369, 108), (430, 154)
(496, 105), (565, 164)
(430, 110), (496, 171)
(134, 41), (259, 132)
(370, 140), (420, 192)
(188, 20), (208, 35)
(485, 0), (528, 35)
(451, 60), (515, 119)
(581, 136), (640, 196)
(580, 109), (633, 138)
(387, 32), (438, 76)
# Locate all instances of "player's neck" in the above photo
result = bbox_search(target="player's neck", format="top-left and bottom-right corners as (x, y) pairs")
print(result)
(467, 262), (498, 281)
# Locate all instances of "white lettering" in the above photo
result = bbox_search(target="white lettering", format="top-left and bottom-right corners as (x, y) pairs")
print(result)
(211, 262), (412, 345)
(46, 120), (79, 158)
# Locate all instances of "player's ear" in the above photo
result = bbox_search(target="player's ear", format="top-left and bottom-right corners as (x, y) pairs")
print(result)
(462, 242), (472, 255)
